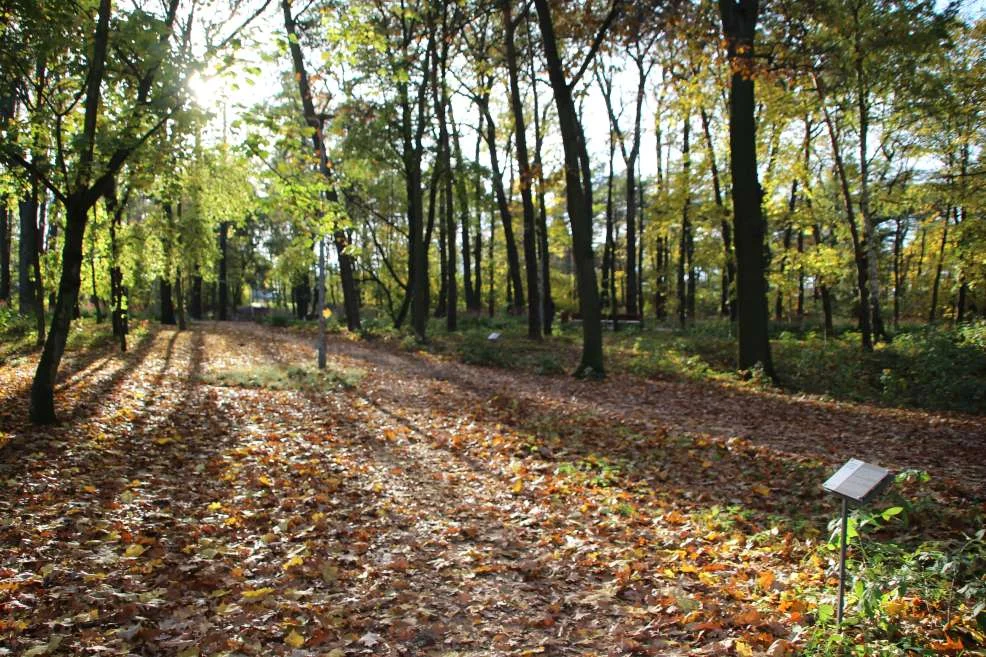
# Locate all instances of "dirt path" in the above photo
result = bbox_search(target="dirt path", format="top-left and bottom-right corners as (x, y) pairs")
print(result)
(1, 322), (982, 656)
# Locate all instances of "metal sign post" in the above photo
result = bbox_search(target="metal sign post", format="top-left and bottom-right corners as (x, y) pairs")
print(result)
(823, 459), (893, 625)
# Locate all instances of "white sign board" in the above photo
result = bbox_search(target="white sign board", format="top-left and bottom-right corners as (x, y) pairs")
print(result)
(823, 458), (892, 505)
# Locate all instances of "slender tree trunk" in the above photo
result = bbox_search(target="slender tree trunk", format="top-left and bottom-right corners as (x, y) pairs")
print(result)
(160, 279), (176, 325)
(434, 184), (448, 318)
(797, 228), (805, 325)
(105, 179), (127, 350)
(218, 221), (229, 320)
(604, 135), (617, 324)
(451, 104), (474, 312)
(776, 182), (796, 322)
(892, 216), (906, 330)
(929, 207), (949, 323)
(0, 92), (12, 303)
(678, 114), (692, 328)
(473, 132), (484, 312)
(699, 107), (735, 321)
(534, 0), (605, 377)
(812, 223), (834, 337)
(503, 1), (540, 338)
(89, 222), (102, 324)
(176, 267), (186, 331)
(33, 195), (48, 339)
(190, 270), (203, 320)
(0, 202), (9, 303)
(815, 73), (872, 351)
(479, 95), (524, 313)
(19, 194), (39, 317)
(488, 201), (495, 317)
(317, 237), (326, 368)
(528, 37), (554, 334)
(282, 0), (361, 332)
(720, 0), (775, 377)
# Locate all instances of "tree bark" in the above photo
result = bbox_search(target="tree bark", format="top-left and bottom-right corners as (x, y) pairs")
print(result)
(503, 0), (540, 338)
(534, 0), (605, 377)
(218, 221), (229, 320)
(815, 72), (872, 351)
(720, 0), (775, 378)
(699, 107), (735, 320)
(478, 94), (525, 313)
(29, 0), (113, 424)
(929, 207), (949, 323)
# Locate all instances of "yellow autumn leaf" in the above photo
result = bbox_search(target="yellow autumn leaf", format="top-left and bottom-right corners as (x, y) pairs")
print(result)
(207, 501), (223, 511)
(758, 570), (775, 590)
(283, 555), (304, 570)
(752, 484), (771, 497)
(124, 544), (146, 558)
(241, 587), (275, 600)
(285, 630), (305, 648)
(512, 478), (524, 494)
(258, 475), (274, 486)
(735, 640), (754, 657)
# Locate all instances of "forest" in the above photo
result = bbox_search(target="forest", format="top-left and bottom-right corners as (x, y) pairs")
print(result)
(1, 0), (985, 656)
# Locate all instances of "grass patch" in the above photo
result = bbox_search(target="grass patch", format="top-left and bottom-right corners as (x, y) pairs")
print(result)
(202, 362), (365, 392)
(1, 309), (142, 365)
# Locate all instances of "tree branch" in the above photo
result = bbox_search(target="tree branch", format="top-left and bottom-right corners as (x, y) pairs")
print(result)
(568, 0), (623, 90)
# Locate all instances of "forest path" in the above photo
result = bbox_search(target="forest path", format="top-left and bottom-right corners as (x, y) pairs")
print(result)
(0, 322), (982, 657)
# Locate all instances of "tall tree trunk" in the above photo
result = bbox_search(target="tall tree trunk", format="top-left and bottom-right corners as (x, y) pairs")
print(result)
(488, 202), (495, 317)
(218, 221), (229, 320)
(929, 207), (949, 323)
(317, 238), (327, 368)
(19, 194), (40, 316)
(604, 134), (618, 324)
(776, 182), (797, 322)
(30, 193), (92, 422)
(434, 184), (448, 318)
(0, 199), (9, 304)
(478, 95), (525, 313)
(282, 0), (361, 333)
(534, 0), (606, 377)
(528, 36), (554, 334)
(720, 0), (775, 377)
(678, 114), (692, 328)
(88, 220), (103, 324)
(812, 223), (835, 337)
(473, 129), (484, 312)
(796, 228), (805, 325)
(160, 279), (176, 325)
(504, 0), (540, 338)
(190, 270), (203, 320)
(892, 216), (906, 330)
(0, 91), (12, 303)
(700, 107), (735, 320)
(176, 267), (186, 331)
(815, 73), (872, 351)
(451, 104), (474, 312)
(105, 178), (127, 350)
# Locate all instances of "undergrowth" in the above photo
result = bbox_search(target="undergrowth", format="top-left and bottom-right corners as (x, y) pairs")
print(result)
(371, 316), (986, 414)
(798, 470), (986, 656)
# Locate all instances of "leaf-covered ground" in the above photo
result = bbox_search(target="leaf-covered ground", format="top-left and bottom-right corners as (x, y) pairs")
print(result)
(1, 323), (983, 656)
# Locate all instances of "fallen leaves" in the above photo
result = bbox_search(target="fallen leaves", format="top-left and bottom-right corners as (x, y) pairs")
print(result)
(0, 323), (982, 656)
